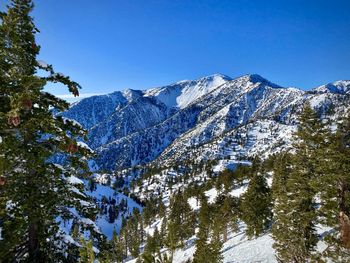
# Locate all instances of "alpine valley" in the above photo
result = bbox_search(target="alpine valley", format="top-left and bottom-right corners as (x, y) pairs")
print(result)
(60, 73), (350, 262)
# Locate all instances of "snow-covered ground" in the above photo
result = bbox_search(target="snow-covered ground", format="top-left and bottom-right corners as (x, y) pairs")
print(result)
(126, 180), (277, 263)
(144, 74), (231, 109)
(85, 182), (142, 239)
(170, 224), (276, 263)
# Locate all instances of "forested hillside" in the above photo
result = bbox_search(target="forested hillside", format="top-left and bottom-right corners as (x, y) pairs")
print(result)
(1, 1), (349, 263)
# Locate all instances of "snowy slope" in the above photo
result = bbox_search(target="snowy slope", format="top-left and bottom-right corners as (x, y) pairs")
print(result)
(144, 74), (231, 109)
(126, 180), (276, 263)
(313, 80), (350, 94)
(85, 182), (142, 239)
(62, 74), (350, 170)
(57, 75), (350, 262)
(125, 167), (331, 263)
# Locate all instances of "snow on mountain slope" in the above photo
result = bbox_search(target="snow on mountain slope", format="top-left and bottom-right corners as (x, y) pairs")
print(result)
(125, 165), (331, 263)
(155, 77), (350, 167)
(313, 80), (350, 94)
(144, 74), (231, 109)
(126, 181), (277, 263)
(158, 120), (296, 166)
(85, 182), (142, 239)
(126, 225), (276, 263)
(94, 74), (302, 169)
(62, 74), (350, 171)
(62, 89), (143, 129)
(168, 226), (277, 263)
(88, 96), (169, 148)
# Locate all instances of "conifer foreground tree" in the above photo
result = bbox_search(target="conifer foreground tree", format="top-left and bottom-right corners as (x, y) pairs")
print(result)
(272, 104), (322, 262)
(315, 111), (350, 262)
(0, 0), (93, 261)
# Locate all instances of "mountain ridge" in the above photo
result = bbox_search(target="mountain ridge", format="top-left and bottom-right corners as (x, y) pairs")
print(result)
(61, 74), (350, 171)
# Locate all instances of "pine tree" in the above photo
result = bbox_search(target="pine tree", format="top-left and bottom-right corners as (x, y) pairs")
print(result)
(110, 228), (125, 263)
(164, 218), (179, 262)
(271, 152), (303, 262)
(71, 223), (80, 242)
(0, 0), (93, 261)
(271, 152), (293, 199)
(79, 237), (89, 263)
(159, 215), (167, 248)
(315, 111), (350, 261)
(272, 104), (322, 262)
(142, 231), (161, 263)
(166, 191), (195, 252)
(129, 214), (141, 258)
(240, 161), (272, 238)
(216, 195), (238, 242)
(120, 217), (129, 258)
(210, 214), (224, 263)
(193, 195), (211, 263)
(79, 237), (95, 263)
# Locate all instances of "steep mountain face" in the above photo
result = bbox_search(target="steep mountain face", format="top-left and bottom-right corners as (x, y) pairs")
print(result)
(63, 89), (143, 129)
(62, 75), (350, 171)
(144, 74), (232, 109)
(156, 79), (350, 166)
(313, 80), (350, 94)
(88, 96), (169, 149)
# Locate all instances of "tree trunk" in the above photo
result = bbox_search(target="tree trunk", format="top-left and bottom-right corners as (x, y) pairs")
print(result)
(223, 224), (228, 242)
(339, 180), (350, 249)
(28, 222), (39, 261)
(339, 211), (350, 248)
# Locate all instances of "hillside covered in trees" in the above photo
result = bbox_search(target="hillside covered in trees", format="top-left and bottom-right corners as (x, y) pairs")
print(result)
(0, 1), (350, 263)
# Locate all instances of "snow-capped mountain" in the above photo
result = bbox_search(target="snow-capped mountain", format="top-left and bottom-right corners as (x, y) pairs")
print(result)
(62, 74), (350, 171)
(60, 74), (349, 263)
(144, 74), (231, 109)
(313, 80), (350, 94)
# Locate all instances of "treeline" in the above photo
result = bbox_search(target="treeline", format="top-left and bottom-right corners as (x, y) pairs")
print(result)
(271, 104), (350, 262)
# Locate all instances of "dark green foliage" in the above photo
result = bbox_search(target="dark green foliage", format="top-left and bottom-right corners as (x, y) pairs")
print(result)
(215, 169), (233, 193)
(313, 112), (350, 261)
(141, 229), (162, 263)
(79, 237), (95, 263)
(272, 104), (321, 262)
(216, 195), (239, 241)
(164, 191), (195, 261)
(193, 195), (223, 263)
(0, 0), (93, 261)
(109, 228), (125, 263)
(193, 196), (211, 263)
(166, 191), (195, 247)
(240, 160), (272, 238)
(129, 210), (142, 258)
(88, 177), (96, 192)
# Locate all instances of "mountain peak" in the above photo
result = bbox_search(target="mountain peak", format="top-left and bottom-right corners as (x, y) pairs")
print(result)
(199, 73), (232, 81)
(314, 80), (350, 94)
(145, 74), (232, 109)
(174, 73), (232, 85)
(236, 74), (282, 89)
(247, 73), (266, 82)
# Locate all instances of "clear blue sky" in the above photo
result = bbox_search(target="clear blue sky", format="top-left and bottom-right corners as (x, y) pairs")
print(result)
(2, 0), (350, 97)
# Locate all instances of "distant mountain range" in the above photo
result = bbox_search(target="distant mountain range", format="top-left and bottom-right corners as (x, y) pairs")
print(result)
(62, 74), (350, 171)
